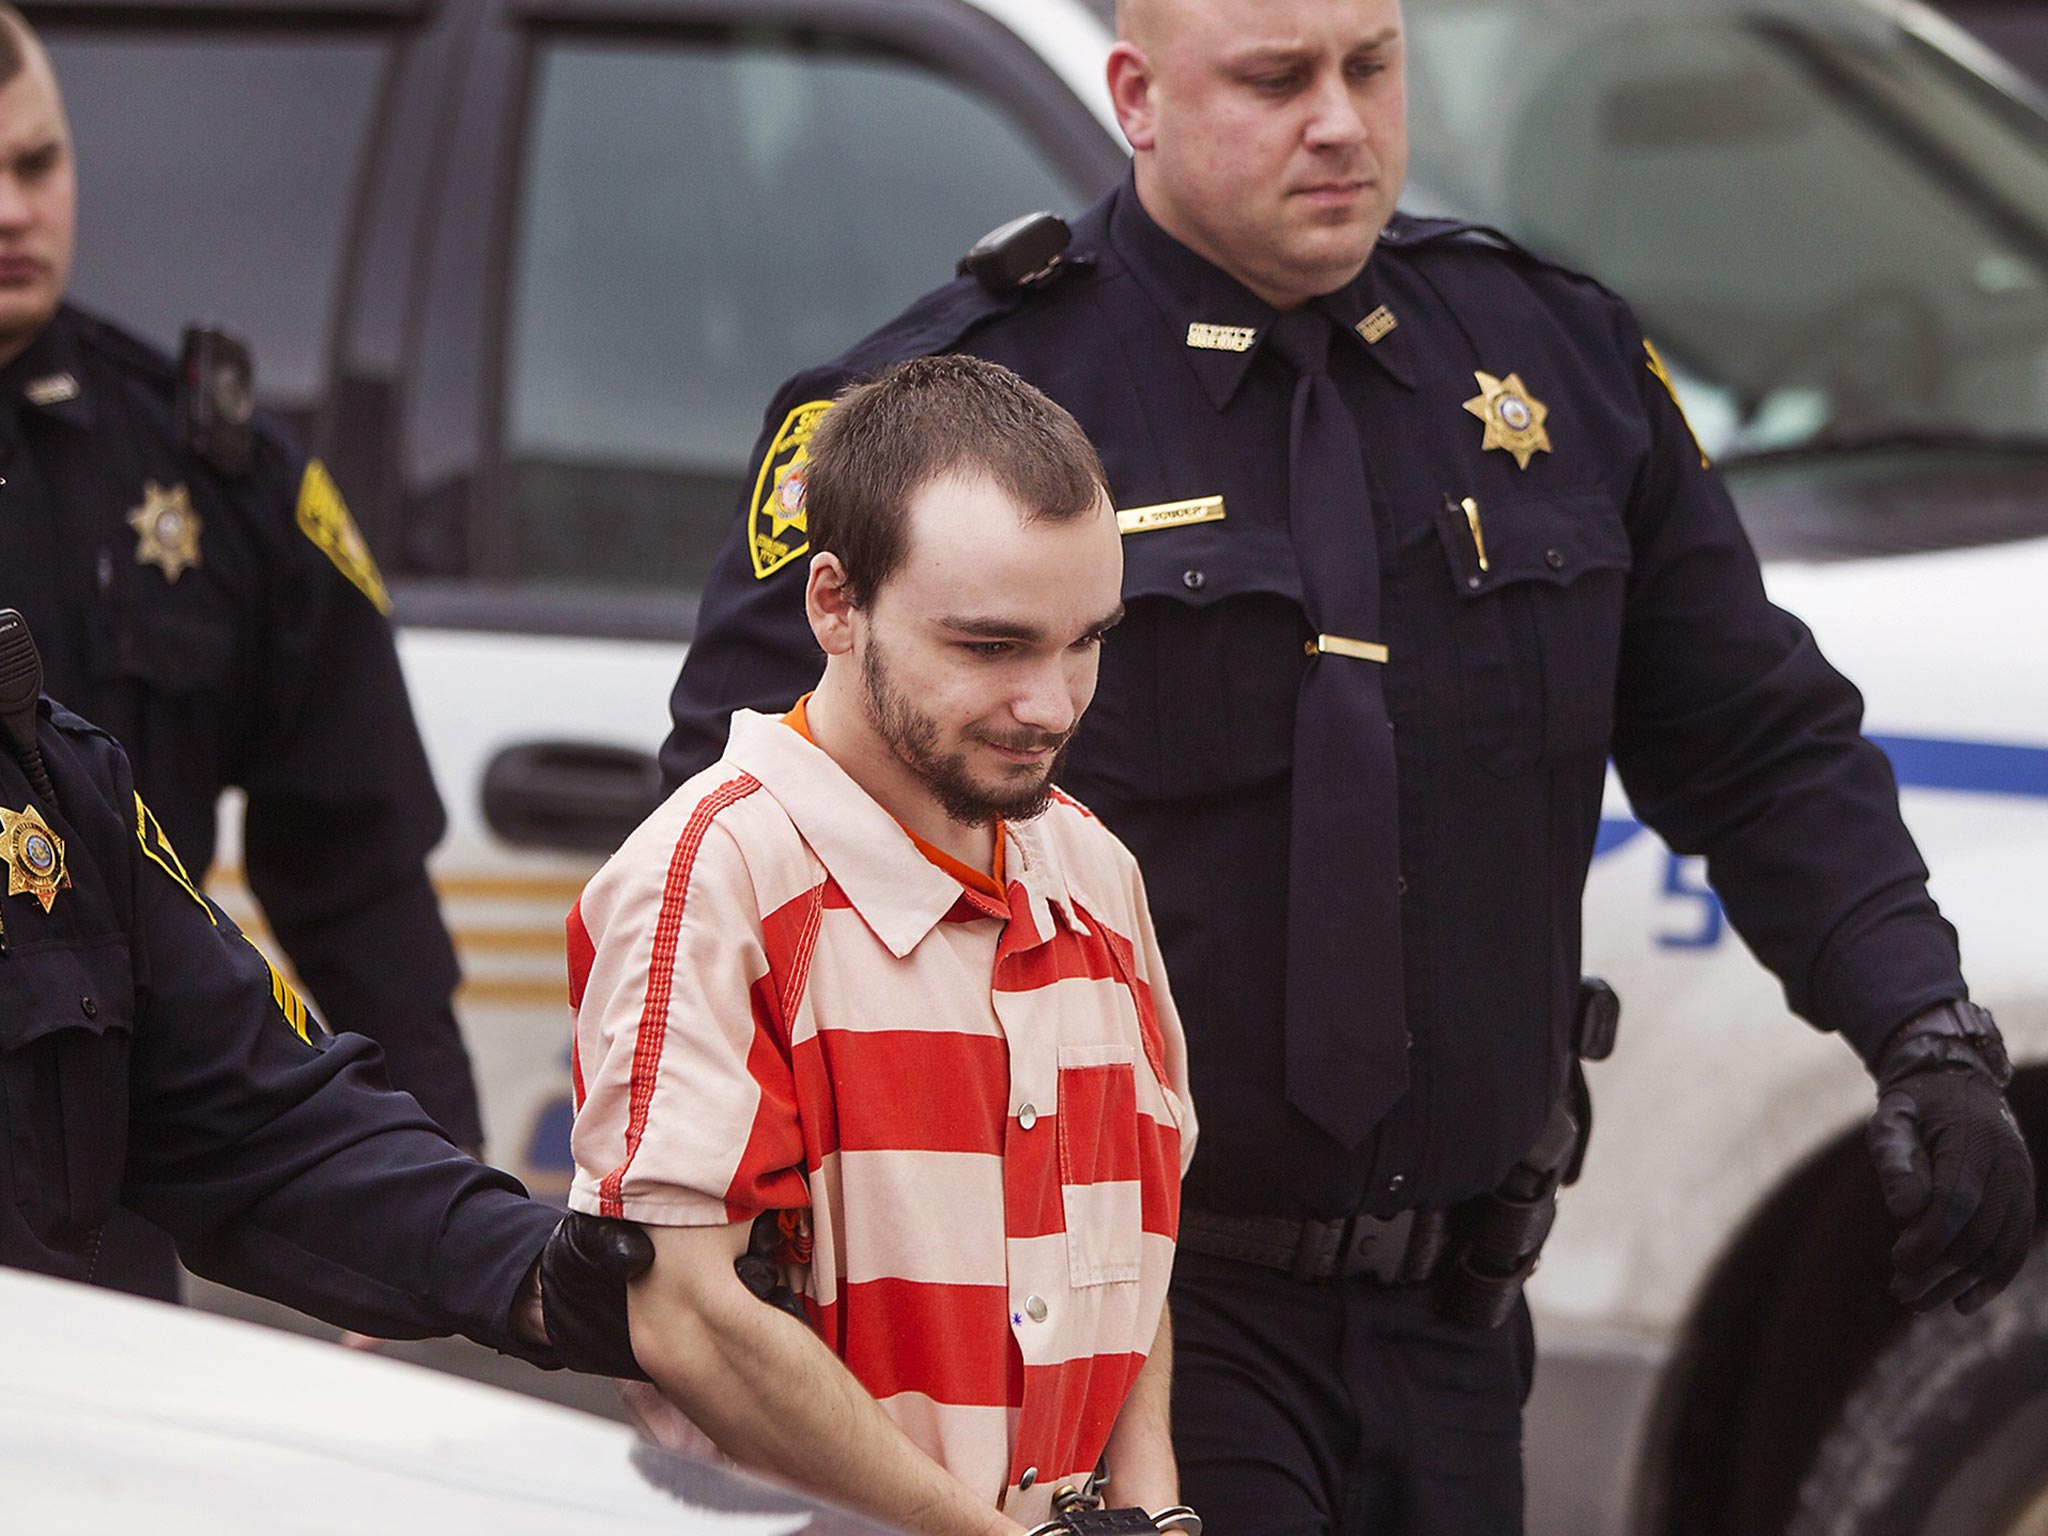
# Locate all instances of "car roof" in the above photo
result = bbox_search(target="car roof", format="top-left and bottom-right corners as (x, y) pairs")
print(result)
(0, 1267), (895, 1534)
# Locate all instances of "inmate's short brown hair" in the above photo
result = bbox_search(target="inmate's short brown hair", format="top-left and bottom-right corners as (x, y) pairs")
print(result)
(801, 355), (1109, 607)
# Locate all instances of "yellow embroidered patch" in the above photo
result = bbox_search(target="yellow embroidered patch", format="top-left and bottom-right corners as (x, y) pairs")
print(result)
(1643, 339), (1710, 468)
(247, 934), (314, 1043)
(135, 792), (314, 1040)
(749, 400), (834, 580)
(134, 793), (211, 920)
(296, 459), (391, 613)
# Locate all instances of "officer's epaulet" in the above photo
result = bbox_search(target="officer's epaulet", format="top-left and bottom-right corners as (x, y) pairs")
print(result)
(839, 207), (1105, 373)
(40, 695), (118, 750)
(1381, 212), (1554, 263)
(1380, 212), (1616, 297)
(65, 306), (177, 388)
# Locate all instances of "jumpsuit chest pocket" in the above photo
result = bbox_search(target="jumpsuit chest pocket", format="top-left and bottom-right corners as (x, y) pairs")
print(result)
(1056, 1042), (1144, 1288)
(1434, 489), (1633, 777)
(0, 936), (136, 1249)
(1077, 523), (1309, 802)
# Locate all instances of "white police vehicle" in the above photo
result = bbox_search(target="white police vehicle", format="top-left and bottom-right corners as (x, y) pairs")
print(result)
(0, 1267), (895, 1533)
(29, 0), (2048, 1531)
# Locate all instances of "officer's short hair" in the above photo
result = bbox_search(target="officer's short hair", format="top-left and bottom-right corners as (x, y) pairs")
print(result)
(803, 355), (1109, 607)
(0, 7), (32, 87)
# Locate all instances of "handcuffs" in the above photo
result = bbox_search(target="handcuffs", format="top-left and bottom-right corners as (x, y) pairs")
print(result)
(1022, 1473), (1202, 1536)
(1023, 1509), (1201, 1536)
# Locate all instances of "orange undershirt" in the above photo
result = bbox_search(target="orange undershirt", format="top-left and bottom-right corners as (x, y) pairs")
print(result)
(782, 695), (1007, 902)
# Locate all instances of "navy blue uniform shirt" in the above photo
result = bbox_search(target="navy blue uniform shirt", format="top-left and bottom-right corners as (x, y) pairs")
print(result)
(664, 180), (1965, 1218)
(0, 698), (555, 1349)
(0, 307), (479, 1146)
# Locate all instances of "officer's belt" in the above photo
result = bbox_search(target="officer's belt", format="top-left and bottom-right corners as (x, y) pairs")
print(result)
(1177, 1206), (1450, 1285)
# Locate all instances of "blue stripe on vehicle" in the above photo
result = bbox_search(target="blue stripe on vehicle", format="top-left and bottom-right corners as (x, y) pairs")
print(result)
(1591, 733), (2048, 860)
(1595, 818), (1646, 857)
(1869, 734), (2048, 799)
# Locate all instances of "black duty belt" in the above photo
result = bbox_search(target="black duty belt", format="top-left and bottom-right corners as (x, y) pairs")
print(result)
(1178, 1206), (1452, 1285)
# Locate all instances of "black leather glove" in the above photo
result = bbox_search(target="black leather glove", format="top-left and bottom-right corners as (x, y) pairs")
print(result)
(735, 1209), (810, 1323)
(536, 1210), (655, 1379)
(1867, 1001), (2035, 1314)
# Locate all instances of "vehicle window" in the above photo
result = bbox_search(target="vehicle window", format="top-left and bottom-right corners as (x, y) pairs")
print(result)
(43, 29), (391, 414)
(1940, 3), (2048, 91)
(1405, 5), (2048, 464)
(502, 34), (1088, 600)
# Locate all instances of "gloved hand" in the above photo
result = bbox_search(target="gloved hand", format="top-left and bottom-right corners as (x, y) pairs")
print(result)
(532, 1210), (656, 1379)
(1867, 1002), (2035, 1314)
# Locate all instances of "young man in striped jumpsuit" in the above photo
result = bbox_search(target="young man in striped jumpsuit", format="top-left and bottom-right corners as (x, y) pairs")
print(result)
(566, 357), (1196, 1536)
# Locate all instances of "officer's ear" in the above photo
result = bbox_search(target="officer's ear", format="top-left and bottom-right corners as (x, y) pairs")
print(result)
(805, 552), (858, 657)
(1107, 40), (1159, 152)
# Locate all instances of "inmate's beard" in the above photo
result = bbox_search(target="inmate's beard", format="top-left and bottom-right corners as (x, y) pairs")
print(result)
(858, 633), (1072, 826)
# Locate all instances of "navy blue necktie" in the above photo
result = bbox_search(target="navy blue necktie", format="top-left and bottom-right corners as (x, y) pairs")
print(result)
(1267, 309), (1409, 1149)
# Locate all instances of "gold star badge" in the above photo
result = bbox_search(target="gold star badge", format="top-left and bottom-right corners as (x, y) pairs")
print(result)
(0, 803), (70, 913)
(128, 480), (204, 583)
(1462, 371), (1553, 470)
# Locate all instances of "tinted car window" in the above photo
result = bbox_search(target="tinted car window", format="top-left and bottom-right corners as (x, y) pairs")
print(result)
(502, 34), (1087, 599)
(43, 28), (389, 413)
(1941, 2), (2048, 91)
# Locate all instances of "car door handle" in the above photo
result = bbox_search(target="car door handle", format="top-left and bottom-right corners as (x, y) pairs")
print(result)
(481, 740), (665, 853)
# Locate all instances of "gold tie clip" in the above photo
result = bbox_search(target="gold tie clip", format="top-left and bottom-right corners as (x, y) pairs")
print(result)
(1306, 634), (1390, 664)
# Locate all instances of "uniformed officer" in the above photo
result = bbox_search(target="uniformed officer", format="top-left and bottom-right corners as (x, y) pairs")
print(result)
(0, 610), (649, 1373)
(0, 7), (480, 1298)
(661, 0), (2035, 1531)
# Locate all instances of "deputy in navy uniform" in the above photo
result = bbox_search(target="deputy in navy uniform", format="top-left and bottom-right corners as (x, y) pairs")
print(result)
(662, 1), (2035, 1530)
(0, 611), (649, 1374)
(0, 8), (479, 1298)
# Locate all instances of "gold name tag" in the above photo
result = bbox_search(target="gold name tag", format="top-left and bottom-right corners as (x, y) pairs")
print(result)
(1186, 323), (1257, 353)
(1116, 496), (1227, 536)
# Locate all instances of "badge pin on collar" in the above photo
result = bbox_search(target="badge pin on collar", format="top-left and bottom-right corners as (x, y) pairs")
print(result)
(0, 803), (69, 912)
(128, 480), (204, 583)
(1462, 371), (1552, 470)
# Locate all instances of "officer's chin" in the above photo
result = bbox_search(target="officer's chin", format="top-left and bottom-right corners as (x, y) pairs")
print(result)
(0, 287), (59, 357)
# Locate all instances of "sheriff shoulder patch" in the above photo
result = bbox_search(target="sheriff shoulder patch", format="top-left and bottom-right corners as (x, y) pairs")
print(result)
(749, 400), (833, 580)
(1643, 339), (1710, 468)
(296, 459), (392, 613)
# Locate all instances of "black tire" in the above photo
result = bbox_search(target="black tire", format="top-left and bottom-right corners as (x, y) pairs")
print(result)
(1788, 1240), (2048, 1536)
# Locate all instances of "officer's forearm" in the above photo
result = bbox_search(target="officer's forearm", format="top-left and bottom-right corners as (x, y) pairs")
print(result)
(631, 1225), (1024, 1536)
(1102, 1307), (1178, 1514)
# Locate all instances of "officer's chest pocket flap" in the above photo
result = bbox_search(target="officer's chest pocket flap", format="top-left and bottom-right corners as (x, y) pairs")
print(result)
(93, 605), (236, 694)
(1077, 523), (1306, 802)
(1119, 523), (1302, 607)
(1438, 489), (1632, 598)
(0, 937), (135, 1053)
(1437, 489), (1633, 776)
(0, 937), (135, 1242)
(1056, 1043), (1144, 1288)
